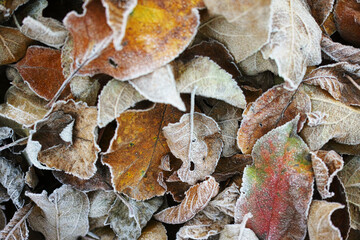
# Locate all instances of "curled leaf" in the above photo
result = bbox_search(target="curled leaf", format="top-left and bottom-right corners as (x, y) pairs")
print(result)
(0, 203), (32, 240)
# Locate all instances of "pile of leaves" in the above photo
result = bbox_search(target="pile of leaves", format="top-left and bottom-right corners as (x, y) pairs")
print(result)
(0, 0), (360, 239)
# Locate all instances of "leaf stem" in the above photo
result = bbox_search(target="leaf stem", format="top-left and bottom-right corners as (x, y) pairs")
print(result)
(188, 86), (197, 162)
(0, 137), (28, 152)
(346, 75), (360, 91)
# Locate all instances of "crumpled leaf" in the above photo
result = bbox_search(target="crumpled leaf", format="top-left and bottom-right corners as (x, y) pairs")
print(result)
(106, 195), (163, 240)
(15, 46), (71, 101)
(200, 0), (271, 62)
(321, 35), (360, 65)
(338, 156), (360, 230)
(155, 177), (219, 224)
(0, 26), (32, 65)
(261, 0), (322, 90)
(26, 185), (89, 240)
(0, 157), (25, 208)
(308, 200), (344, 240)
(219, 213), (259, 240)
(175, 56), (246, 109)
(163, 112), (223, 185)
(307, 0), (335, 25)
(0, 0), (29, 22)
(25, 100), (100, 179)
(235, 117), (314, 240)
(206, 183), (240, 218)
(130, 64), (185, 111)
(102, 104), (183, 200)
(0, 203), (32, 240)
(301, 85), (360, 150)
(237, 84), (311, 154)
(139, 220), (167, 240)
(311, 150), (344, 199)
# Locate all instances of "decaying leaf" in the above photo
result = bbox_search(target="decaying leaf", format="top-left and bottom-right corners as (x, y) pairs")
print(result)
(301, 85), (360, 150)
(311, 150), (344, 199)
(308, 200), (344, 240)
(237, 84), (311, 154)
(0, 203), (32, 240)
(138, 220), (167, 240)
(206, 183), (240, 218)
(175, 56), (246, 109)
(163, 112), (223, 185)
(338, 156), (360, 230)
(0, 0), (29, 22)
(0, 26), (32, 65)
(321, 35), (360, 65)
(154, 177), (219, 224)
(88, 190), (116, 220)
(219, 213), (259, 240)
(97, 80), (145, 128)
(25, 166), (38, 189)
(26, 185), (90, 240)
(235, 117), (313, 240)
(102, 104), (183, 200)
(261, 0), (322, 90)
(304, 62), (360, 106)
(307, 0), (335, 25)
(200, 0), (272, 62)
(25, 100), (100, 179)
(212, 154), (253, 182)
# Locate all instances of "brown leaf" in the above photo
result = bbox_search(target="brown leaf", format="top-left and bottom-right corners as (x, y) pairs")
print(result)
(323, 141), (360, 156)
(308, 200), (344, 240)
(0, 203), (32, 240)
(311, 150), (344, 199)
(0, 26), (32, 65)
(25, 100), (100, 179)
(154, 177), (219, 224)
(238, 51), (278, 76)
(307, 0), (335, 25)
(321, 35), (360, 65)
(237, 84), (311, 154)
(219, 213), (259, 240)
(0, 0), (29, 22)
(138, 220), (167, 240)
(321, 12), (337, 36)
(102, 104), (183, 200)
(15, 46), (71, 101)
(212, 154), (253, 182)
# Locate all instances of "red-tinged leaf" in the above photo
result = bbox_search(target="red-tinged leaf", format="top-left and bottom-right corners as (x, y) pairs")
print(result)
(235, 117), (314, 240)
(154, 177), (219, 224)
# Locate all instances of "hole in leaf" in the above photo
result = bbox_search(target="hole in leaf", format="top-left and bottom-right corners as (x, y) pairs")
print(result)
(108, 58), (118, 68)
(190, 161), (195, 171)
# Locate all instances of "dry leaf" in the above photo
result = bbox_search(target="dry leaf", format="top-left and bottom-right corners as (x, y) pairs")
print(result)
(130, 64), (185, 111)
(200, 0), (271, 62)
(154, 177), (219, 224)
(139, 220), (167, 240)
(235, 117), (313, 240)
(311, 150), (344, 199)
(219, 213), (259, 240)
(0, 26), (32, 65)
(102, 104), (183, 200)
(307, 0), (335, 25)
(0, 0), (29, 22)
(238, 51), (278, 76)
(212, 154), (253, 182)
(0, 209), (5, 230)
(25, 100), (100, 179)
(237, 84), (311, 154)
(301, 85), (360, 150)
(321, 35), (360, 65)
(25, 166), (38, 189)
(15, 46), (71, 101)
(304, 62), (360, 106)
(26, 185), (90, 240)
(338, 156), (360, 230)
(0, 127), (13, 145)
(261, 0), (322, 90)
(308, 200), (344, 240)
(323, 141), (360, 156)
(0, 203), (32, 240)
(88, 190), (116, 219)
(321, 12), (337, 36)
(97, 80), (145, 128)
(163, 112), (223, 185)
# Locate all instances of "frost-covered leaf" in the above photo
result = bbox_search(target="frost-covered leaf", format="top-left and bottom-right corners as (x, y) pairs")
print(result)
(212, 154), (253, 182)
(321, 35), (360, 65)
(0, 127), (13, 146)
(0, 0), (29, 22)
(235, 117), (313, 240)
(238, 51), (278, 76)
(139, 220), (167, 240)
(0, 203), (32, 240)
(163, 112), (223, 185)
(155, 177), (219, 224)
(219, 213), (258, 240)
(26, 185), (90, 240)
(307, 0), (335, 25)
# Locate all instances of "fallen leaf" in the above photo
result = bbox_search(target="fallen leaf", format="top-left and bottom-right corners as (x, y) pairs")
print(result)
(321, 35), (360, 65)
(88, 190), (116, 219)
(304, 62), (360, 106)
(97, 79), (145, 128)
(25, 166), (38, 189)
(212, 154), (253, 182)
(0, 186), (9, 204)
(206, 183), (240, 218)
(311, 150), (344, 199)
(0, 26), (32, 65)
(0, 209), (5, 230)
(25, 100), (100, 179)
(83, 227), (116, 240)
(301, 85), (360, 150)
(175, 56), (246, 109)
(237, 84), (311, 154)
(139, 220), (167, 240)
(219, 213), (259, 240)
(26, 185), (90, 240)
(238, 51), (278, 76)
(0, 203), (32, 240)
(0, 127), (13, 145)
(158, 166), (191, 202)
(200, 0), (271, 62)
(130, 64), (185, 111)
(321, 12), (337, 36)
(307, 0), (335, 25)
(338, 156), (360, 230)
(323, 141), (360, 156)
(154, 177), (219, 224)
(0, 0), (29, 22)
(102, 104), (183, 200)
(15, 46), (71, 101)
(235, 117), (313, 240)
(261, 0), (322, 90)
(308, 200), (344, 240)
(163, 112), (223, 185)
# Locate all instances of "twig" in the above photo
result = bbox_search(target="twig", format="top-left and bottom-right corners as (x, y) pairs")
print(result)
(0, 137), (28, 152)
(346, 75), (360, 91)
(188, 86), (197, 162)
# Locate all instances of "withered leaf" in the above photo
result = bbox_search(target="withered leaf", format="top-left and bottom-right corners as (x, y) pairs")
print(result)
(212, 154), (253, 182)
(219, 213), (259, 240)
(102, 104), (183, 200)
(301, 85), (360, 150)
(307, 0), (335, 25)
(321, 35), (360, 65)
(0, 209), (5, 231)
(26, 185), (90, 240)
(26, 100), (100, 179)
(261, 0), (322, 90)
(237, 84), (311, 154)
(311, 150), (344, 199)
(235, 117), (313, 240)
(0, 0), (29, 22)
(88, 190), (116, 220)
(154, 177), (219, 224)
(163, 112), (223, 185)
(0, 203), (32, 240)
(238, 51), (278, 76)
(0, 26), (32, 65)
(324, 141), (360, 156)
(308, 200), (344, 240)
(138, 220), (167, 240)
